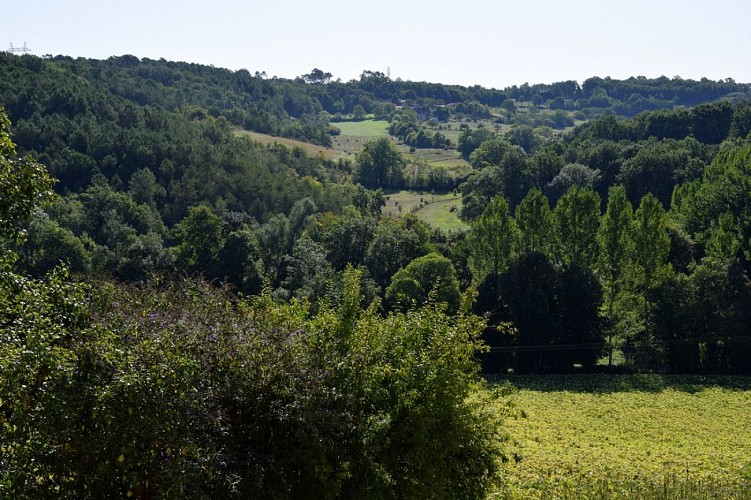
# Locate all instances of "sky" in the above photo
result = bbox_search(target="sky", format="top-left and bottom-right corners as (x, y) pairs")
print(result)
(4, 0), (751, 89)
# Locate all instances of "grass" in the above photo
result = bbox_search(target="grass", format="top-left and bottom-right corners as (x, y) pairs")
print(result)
(330, 120), (392, 157)
(416, 196), (467, 232)
(234, 129), (339, 159)
(485, 374), (751, 499)
(404, 147), (472, 174)
(332, 120), (390, 138)
(383, 190), (467, 232)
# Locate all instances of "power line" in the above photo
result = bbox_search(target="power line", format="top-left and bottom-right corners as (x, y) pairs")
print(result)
(7, 42), (31, 54)
(486, 336), (751, 353)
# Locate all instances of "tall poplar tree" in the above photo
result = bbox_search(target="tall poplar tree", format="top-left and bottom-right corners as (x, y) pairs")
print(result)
(598, 185), (633, 367)
(467, 195), (517, 285)
(630, 193), (672, 357)
(553, 186), (601, 269)
(631, 193), (671, 297)
(515, 188), (554, 256)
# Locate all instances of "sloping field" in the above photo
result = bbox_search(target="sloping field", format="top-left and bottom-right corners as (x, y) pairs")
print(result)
(331, 120), (392, 156)
(404, 148), (471, 177)
(384, 191), (467, 232)
(234, 129), (339, 159)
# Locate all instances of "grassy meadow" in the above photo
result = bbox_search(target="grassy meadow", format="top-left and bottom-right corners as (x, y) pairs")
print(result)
(404, 147), (472, 174)
(332, 119), (390, 137)
(234, 129), (339, 159)
(487, 375), (751, 499)
(331, 120), (391, 156)
(383, 190), (467, 231)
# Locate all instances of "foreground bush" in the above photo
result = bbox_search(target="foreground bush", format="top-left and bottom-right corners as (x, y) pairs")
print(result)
(1, 266), (502, 498)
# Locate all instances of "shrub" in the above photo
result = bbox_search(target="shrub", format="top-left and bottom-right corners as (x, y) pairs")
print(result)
(1, 267), (503, 498)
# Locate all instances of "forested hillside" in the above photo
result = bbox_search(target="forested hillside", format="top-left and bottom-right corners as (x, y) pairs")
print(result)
(2, 52), (751, 374)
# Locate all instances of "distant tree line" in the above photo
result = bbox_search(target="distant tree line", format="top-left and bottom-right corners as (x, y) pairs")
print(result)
(5, 53), (749, 149)
(506, 76), (749, 114)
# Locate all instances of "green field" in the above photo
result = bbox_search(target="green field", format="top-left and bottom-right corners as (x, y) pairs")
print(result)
(332, 119), (390, 137)
(330, 120), (392, 156)
(234, 129), (339, 159)
(487, 375), (751, 499)
(404, 147), (472, 174)
(383, 190), (467, 232)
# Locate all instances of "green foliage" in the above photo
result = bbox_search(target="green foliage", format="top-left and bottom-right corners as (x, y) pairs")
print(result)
(617, 137), (708, 206)
(349, 290), (501, 498)
(4, 50), (751, 390)
(0, 268), (503, 498)
(128, 167), (165, 208)
(505, 125), (541, 154)
(457, 126), (496, 157)
(389, 114), (451, 149)
(599, 185), (634, 289)
(385, 252), (462, 313)
(675, 143), (751, 261)
(172, 205), (222, 273)
(619, 193), (672, 365)
(282, 234), (335, 302)
(528, 146), (566, 189)
(464, 139), (530, 209)
(652, 256), (751, 373)
(553, 186), (601, 269)
(598, 186), (634, 364)
(705, 212), (743, 262)
(312, 208), (377, 271)
(0, 267), (98, 496)
(0, 108), (54, 243)
(497, 253), (604, 373)
(355, 137), (406, 189)
(514, 188), (554, 257)
(631, 193), (671, 293)
(0, 54), (341, 233)
(16, 208), (91, 275)
(545, 163), (601, 203)
(468, 196), (517, 284)
(364, 218), (426, 288)
(469, 136), (515, 170)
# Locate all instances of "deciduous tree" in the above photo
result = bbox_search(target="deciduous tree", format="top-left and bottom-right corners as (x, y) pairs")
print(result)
(355, 138), (405, 189)
(598, 185), (633, 365)
(467, 195), (517, 286)
(514, 188), (554, 256)
(553, 186), (601, 269)
(386, 252), (461, 313)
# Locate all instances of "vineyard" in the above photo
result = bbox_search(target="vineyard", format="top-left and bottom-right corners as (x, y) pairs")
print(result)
(488, 375), (751, 499)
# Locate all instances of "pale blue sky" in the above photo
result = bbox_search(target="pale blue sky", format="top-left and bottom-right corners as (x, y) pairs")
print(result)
(4, 0), (750, 88)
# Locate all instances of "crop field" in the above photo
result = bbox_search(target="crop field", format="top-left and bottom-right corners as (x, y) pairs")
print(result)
(383, 190), (467, 231)
(486, 375), (751, 499)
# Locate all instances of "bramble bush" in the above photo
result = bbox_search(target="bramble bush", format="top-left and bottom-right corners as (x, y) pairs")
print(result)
(1, 266), (503, 498)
